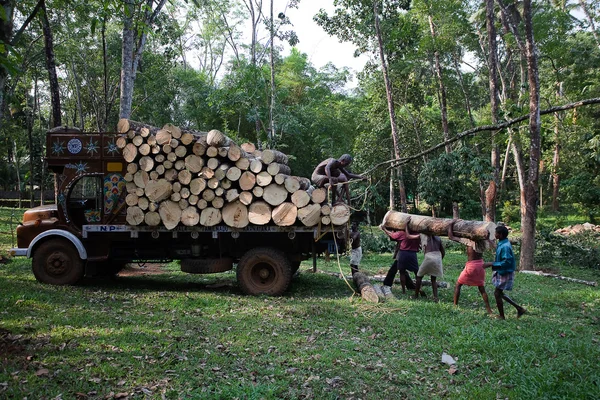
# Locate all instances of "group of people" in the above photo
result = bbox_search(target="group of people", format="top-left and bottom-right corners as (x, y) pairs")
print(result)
(352, 219), (526, 319)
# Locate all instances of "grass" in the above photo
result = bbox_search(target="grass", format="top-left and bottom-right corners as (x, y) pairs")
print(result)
(1, 207), (599, 398)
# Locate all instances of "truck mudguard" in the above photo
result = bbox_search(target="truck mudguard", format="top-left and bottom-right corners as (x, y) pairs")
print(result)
(26, 229), (88, 260)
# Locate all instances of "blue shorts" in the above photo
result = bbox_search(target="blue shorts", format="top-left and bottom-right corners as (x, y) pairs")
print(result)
(492, 271), (515, 290)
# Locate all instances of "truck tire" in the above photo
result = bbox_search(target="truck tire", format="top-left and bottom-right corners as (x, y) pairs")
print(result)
(181, 258), (233, 274)
(32, 238), (84, 285)
(237, 247), (292, 296)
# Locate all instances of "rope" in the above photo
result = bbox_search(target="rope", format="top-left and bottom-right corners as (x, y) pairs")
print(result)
(330, 219), (357, 296)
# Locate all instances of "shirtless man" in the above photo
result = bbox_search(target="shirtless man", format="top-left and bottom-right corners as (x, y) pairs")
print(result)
(311, 154), (365, 204)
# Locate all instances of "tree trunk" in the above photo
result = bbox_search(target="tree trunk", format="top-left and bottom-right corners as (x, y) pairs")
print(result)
(374, 1), (407, 212)
(520, 0), (541, 271)
(41, 0), (61, 127)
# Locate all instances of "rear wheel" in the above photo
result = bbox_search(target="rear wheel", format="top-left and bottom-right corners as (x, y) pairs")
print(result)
(32, 239), (84, 285)
(237, 247), (292, 296)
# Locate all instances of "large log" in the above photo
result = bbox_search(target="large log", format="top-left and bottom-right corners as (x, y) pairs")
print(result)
(272, 202), (297, 226)
(382, 211), (496, 241)
(262, 149), (288, 165)
(144, 211), (161, 226)
(159, 200), (182, 230)
(248, 201), (272, 225)
(330, 204), (351, 226)
(200, 207), (222, 226)
(353, 272), (379, 303)
(145, 179), (172, 202)
(256, 171), (273, 187)
(262, 183), (288, 206)
(184, 155), (204, 173)
(311, 187), (327, 204)
(250, 159), (263, 174)
(117, 119), (159, 135)
(297, 204), (321, 227)
(291, 190), (310, 208)
(222, 201), (249, 228)
(207, 129), (231, 147)
(181, 206), (200, 226)
(126, 206), (144, 225)
(123, 143), (138, 163)
(267, 162), (291, 176)
(284, 176), (300, 194)
(241, 142), (256, 153)
(239, 171), (256, 191)
(162, 123), (182, 139)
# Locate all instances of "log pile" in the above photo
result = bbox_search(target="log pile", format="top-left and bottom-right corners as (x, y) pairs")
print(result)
(381, 211), (496, 241)
(117, 119), (350, 229)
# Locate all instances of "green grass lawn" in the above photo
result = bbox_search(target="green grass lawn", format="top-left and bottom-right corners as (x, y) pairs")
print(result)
(1, 250), (599, 399)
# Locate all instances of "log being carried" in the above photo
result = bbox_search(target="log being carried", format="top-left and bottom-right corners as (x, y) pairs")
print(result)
(117, 119), (351, 229)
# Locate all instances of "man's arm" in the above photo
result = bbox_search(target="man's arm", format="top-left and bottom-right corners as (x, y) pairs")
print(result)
(404, 218), (420, 240)
(339, 167), (365, 180)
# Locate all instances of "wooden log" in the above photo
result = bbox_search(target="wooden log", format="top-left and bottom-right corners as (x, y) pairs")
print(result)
(155, 164), (165, 176)
(321, 204), (331, 216)
(140, 127), (150, 138)
(294, 176), (311, 190)
(218, 147), (229, 158)
(188, 194), (199, 205)
(145, 179), (173, 202)
(139, 156), (154, 172)
(274, 173), (287, 185)
(227, 144), (246, 162)
(178, 170), (192, 185)
(174, 145), (187, 158)
(156, 129), (172, 145)
(207, 129), (230, 147)
(248, 201), (272, 225)
(200, 207), (222, 226)
(123, 143), (138, 163)
(272, 202), (297, 226)
(184, 155), (204, 173)
(291, 190), (310, 208)
(262, 149), (288, 165)
(241, 142), (256, 153)
(211, 197), (225, 209)
(220, 178), (232, 190)
(116, 136), (128, 149)
(164, 168), (177, 182)
(311, 187), (327, 204)
(262, 183), (288, 206)
(190, 178), (206, 195)
(239, 171), (256, 191)
(202, 189), (216, 202)
(133, 170), (149, 188)
(162, 123), (182, 139)
(174, 159), (186, 171)
(151, 144), (160, 154)
(162, 144), (172, 154)
(381, 211), (496, 241)
(144, 211), (161, 226)
(167, 152), (177, 162)
(147, 135), (157, 146)
(126, 206), (144, 226)
(197, 198), (208, 210)
(353, 272), (380, 303)
(178, 198), (189, 210)
(126, 162), (138, 175)
(169, 138), (179, 149)
(252, 186), (264, 198)
(222, 200), (249, 228)
(138, 143), (151, 156)
(172, 182), (182, 193)
(134, 187), (144, 197)
(148, 201), (159, 212)
(163, 160), (173, 170)
(330, 203), (351, 226)
(159, 200), (182, 230)
(239, 191), (253, 206)
(206, 146), (219, 158)
(181, 206), (200, 226)
(149, 171), (159, 180)
(250, 159), (263, 173)
(154, 154), (165, 163)
(321, 216), (331, 225)
(214, 187), (224, 197)
(256, 171), (273, 187)
(138, 196), (149, 211)
(132, 135), (144, 147)
(297, 204), (321, 227)
(235, 157), (250, 171)
(284, 176), (300, 194)
(117, 119), (159, 135)
(124, 173), (134, 183)
(226, 166), (242, 181)
(180, 132), (194, 146)
(170, 192), (181, 202)
(126, 182), (137, 193)
(214, 164), (229, 180)
(180, 187), (190, 199)
(226, 188), (239, 202)
(193, 139), (207, 156)
(200, 166), (214, 179)
(207, 157), (220, 170)
(207, 177), (220, 189)
(267, 162), (291, 176)
(519, 271), (598, 287)
(125, 193), (139, 207)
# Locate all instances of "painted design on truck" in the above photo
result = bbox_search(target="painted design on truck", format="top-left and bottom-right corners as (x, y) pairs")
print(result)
(65, 162), (88, 174)
(105, 140), (119, 156)
(104, 174), (126, 215)
(52, 140), (65, 155)
(84, 209), (101, 223)
(67, 138), (82, 154)
(85, 139), (99, 155)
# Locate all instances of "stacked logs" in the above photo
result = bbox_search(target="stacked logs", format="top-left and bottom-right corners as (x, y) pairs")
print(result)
(116, 119), (351, 229)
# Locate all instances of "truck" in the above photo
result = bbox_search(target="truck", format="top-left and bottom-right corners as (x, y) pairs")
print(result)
(10, 126), (347, 296)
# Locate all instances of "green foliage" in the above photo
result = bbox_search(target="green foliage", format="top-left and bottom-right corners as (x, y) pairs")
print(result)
(535, 230), (600, 271)
(358, 227), (396, 253)
(501, 201), (521, 225)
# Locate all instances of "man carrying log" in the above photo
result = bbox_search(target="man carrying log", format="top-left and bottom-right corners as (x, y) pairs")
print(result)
(380, 224), (420, 296)
(311, 154), (365, 205)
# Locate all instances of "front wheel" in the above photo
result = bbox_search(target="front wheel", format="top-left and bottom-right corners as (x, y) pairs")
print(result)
(237, 247), (292, 296)
(32, 239), (84, 285)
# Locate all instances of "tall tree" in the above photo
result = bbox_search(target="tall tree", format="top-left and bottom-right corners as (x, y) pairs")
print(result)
(40, 0), (61, 127)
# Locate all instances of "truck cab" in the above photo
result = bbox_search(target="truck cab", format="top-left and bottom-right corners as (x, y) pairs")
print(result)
(11, 127), (347, 295)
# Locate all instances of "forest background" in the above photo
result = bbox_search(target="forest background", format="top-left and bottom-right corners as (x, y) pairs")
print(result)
(0, 0), (599, 270)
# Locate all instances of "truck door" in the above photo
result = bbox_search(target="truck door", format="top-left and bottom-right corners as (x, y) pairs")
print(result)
(67, 175), (103, 230)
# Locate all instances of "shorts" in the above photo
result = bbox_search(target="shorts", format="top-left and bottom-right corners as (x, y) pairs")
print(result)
(492, 271), (514, 290)
(350, 247), (362, 265)
(417, 251), (443, 278)
(397, 250), (418, 273)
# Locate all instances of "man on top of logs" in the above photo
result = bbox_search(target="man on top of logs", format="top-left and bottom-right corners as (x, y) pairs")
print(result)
(311, 154), (365, 205)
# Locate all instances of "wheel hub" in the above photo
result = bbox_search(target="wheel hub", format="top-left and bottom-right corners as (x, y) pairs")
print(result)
(46, 252), (70, 276)
(258, 268), (270, 280)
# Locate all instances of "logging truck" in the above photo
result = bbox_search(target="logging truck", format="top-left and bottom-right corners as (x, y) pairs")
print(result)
(10, 125), (350, 296)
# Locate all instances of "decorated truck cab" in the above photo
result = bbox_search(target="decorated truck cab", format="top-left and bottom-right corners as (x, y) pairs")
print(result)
(10, 126), (348, 296)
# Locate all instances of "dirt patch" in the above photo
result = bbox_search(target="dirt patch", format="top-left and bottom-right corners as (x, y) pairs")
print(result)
(117, 263), (169, 277)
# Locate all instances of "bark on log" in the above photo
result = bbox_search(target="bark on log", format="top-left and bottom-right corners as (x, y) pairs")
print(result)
(200, 207), (222, 226)
(267, 162), (291, 176)
(294, 176), (311, 190)
(248, 201), (272, 225)
(272, 202), (297, 226)
(330, 204), (351, 226)
(222, 200), (249, 228)
(126, 206), (144, 225)
(262, 149), (288, 165)
(520, 270), (598, 287)
(382, 211), (496, 240)
(297, 204), (321, 227)
(262, 184), (288, 206)
(159, 200), (182, 230)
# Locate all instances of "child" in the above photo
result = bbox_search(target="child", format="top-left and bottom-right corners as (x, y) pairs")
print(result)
(447, 220), (493, 314)
(483, 225), (526, 319)
(405, 217), (445, 302)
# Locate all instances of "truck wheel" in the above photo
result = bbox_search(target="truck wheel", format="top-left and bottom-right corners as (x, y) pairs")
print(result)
(32, 239), (84, 285)
(237, 247), (292, 296)
(181, 258), (233, 274)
